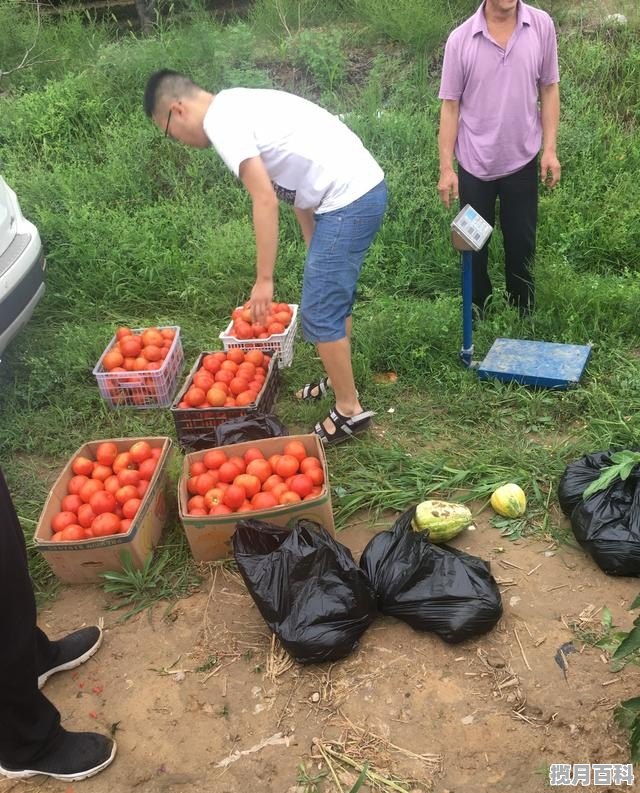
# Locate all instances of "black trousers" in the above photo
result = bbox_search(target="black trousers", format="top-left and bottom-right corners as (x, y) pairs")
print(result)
(458, 156), (538, 314)
(0, 468), (61, 767)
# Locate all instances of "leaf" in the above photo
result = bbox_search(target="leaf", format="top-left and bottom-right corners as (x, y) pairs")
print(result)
(613, 625), (640, 662)
(601, 606), (613, 629)
(619, 461), (637, 481)
(629, 593), (640, 611)
(348, 762), (369, 793)
(631, 717), (640, 764)
(583, 463), (626, 499)
(610, 451), (640, 465)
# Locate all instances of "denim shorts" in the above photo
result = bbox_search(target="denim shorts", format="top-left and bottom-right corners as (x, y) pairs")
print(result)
(300, 180), (387, 343)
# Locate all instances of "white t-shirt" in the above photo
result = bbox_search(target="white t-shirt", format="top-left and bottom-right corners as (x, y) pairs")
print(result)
(203, 88), (384, 214)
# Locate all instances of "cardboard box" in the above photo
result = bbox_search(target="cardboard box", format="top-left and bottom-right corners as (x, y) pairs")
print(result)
(35, 437), (172, 583)
(179, 433), (334, 562)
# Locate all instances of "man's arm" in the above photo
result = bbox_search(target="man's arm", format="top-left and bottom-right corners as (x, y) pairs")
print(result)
(239, 156), (279, 325)
(437, 99), (460, 207)
(293, 207), (315, 249)
(539, 82), (561, 188)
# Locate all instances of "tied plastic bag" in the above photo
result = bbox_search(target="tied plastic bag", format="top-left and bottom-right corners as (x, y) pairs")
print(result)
(233, 519), (377, 664)
(558, 451), (640, 576)
(360, 508), (502, 643)
(179, 414), (288, 452)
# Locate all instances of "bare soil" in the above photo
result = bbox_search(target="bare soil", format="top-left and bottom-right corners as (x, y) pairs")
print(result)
(2, 511), (639, 793)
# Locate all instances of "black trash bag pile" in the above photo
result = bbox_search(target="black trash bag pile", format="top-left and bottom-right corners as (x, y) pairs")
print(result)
(359, 508), (503, 643)
(558, 451), (640, 576)
(233, 519), (376, 664)
(179, 413), (288, 452)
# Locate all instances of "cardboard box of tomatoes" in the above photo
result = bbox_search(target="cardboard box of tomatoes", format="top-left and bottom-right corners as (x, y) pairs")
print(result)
(178, 434), (334, 562)
(171, 349), (279, 447)
(35, 437), (172, 583)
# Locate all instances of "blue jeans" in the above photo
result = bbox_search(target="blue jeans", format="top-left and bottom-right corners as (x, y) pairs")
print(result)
(300, 180), (387, 343)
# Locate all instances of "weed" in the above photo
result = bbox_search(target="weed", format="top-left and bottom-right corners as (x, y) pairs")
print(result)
(296, 762), (328, 793)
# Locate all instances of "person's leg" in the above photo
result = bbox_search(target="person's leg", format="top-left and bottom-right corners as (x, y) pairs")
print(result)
(457, 164), (498, 313)
(498, 157), (538, 314)
(300, 181), (387, 443)
(0, 468), (116, 780)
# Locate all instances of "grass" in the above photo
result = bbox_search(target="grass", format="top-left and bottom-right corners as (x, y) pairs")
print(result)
(0, 0), (639, 612)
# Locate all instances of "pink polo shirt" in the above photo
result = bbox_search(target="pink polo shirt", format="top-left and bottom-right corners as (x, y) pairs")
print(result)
(439, 1), (559, 180)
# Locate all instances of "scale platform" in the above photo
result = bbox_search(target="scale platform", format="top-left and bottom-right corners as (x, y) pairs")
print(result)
(476, 338), (592, 389)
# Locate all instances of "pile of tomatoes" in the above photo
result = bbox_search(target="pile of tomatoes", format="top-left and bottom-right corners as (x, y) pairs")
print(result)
(101, 326), (176, 372)
(49, 441), (162, 542)
(185, 439), (325, 516)
(176, 349), (271, 410)
(227, 301), (293, 340)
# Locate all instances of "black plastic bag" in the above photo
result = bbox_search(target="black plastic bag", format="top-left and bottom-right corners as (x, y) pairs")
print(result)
(557, 450), (615, 516)
(359, 508), (502, 643)
(179, 413), (288, 452)
(558, 451), (640, 576)
(233, 519), (377, 664)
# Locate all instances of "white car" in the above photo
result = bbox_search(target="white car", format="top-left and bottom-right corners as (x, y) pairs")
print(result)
(0, 175), (45, 356)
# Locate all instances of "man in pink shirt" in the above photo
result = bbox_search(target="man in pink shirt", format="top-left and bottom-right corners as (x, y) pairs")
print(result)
(437, 0), (561, 316)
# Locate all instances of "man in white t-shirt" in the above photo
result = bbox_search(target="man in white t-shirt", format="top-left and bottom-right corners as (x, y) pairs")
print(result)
(143, 70), (387, 445)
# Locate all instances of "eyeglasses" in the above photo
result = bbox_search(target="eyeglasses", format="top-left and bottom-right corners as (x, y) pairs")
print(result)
(164, 109), (172, 139)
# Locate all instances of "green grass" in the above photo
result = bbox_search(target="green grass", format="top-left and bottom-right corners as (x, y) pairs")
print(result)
(0, 1), (639, 606)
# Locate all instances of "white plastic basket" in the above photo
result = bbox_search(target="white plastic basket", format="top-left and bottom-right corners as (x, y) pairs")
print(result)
(92, 326), (184, 409)
(219, 304), (298, 369)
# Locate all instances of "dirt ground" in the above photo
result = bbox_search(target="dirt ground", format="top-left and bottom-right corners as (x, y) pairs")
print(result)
(2, 510), (639, 793)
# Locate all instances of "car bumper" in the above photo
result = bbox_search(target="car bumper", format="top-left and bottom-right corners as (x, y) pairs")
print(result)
(0, 245), (46, 356)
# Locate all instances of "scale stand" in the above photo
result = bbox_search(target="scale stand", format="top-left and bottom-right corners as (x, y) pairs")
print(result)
(452, 205), (591, 389)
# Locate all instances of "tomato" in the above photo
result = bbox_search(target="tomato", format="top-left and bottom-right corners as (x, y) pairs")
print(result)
(228, 456), (246, 473)
(195, 472), (218, 496)
(113, 452), (134, 474)
(120, 336), (143, 358)
(235, 391), (255, 407)
(190, 507), (208, 516)
(201, 355), (221, 374)
(246, 459), (272, 483)
(210, 504), (233, 515)
(206, 387), (226, 407)
(268, 454), (282, 471)
(103, 350), (124, 371)
(226, 348), (245, 365)
(214, 369), (234, 385)
(138, 480), (150, 499)
(203, 487), (226, 509)
(79, 479), (104, 503)
(51, 531), (66, 542)
(141, 328), (164, 347)
(185, 387), (206, 407)
(142, 344), (162, 362)
(202, 450), (228, 471)
(95, 443), (118, 469)
(251, 491), (278, 510)
(116, 326), (133, 341)
(193, 371), (215, 391)
(138, 458), (157, 480)
(244, 350), (265, 367)
(120, 518), (133, 534)
(188, 495), (206, 512)
(275, 455), (299, 479)
(237, 501), (253, 513)
(283, 440), (307, 463)
(61, 494), (83, 513)
(68, 474), (89, 495)
(72, 456), (94, 477)
(223, 484), (246, 510)
(129, 441), (153, 463)
(89, 490), (117, 515)
(218, 462), (241, 484)
(279, 491), (302, 505)
(308, 467), (325, 486)
(150, 447), (162, 460)
(289, 474), (314, 498)
(233, 473), (262, 499)
(118, 468), (141, 487)
(300, 456), (322, 473)
(116, 484), (139, 505)
(103, 475), (121, 495)
(51, 511), (78, 533)
(122, 498), (141, 519)
(92, 464), (113, 482)
(229, 377), (249, 396)
(189, 460), (208, 477)
(77, 503), (97, 528)
(91, 512), (121, 537)
(60, 524), (86, 542)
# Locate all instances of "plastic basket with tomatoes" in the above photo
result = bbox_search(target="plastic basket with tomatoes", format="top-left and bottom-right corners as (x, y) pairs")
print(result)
(171, 349), (280, 446)
(92, 325), (184, 408)
(219, 303), (297, 369)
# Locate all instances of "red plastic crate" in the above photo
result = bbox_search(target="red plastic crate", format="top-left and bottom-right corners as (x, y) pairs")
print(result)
(219, 304), (298, 368)
(171, 351), (280, 445)
(92, 326), (184, 409)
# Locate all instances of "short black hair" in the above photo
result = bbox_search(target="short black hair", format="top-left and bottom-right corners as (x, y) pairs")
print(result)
(143, 69), (201, 116)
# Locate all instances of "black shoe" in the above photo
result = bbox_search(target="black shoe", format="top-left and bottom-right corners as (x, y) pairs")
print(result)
(0, 730), (116, 781)
(38, 625), (103, 688)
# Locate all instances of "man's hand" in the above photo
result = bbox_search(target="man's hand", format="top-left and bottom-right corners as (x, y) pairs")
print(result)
(250, 278), (273, 326)
(438, 168), (459, 208)
(540, 150), (561, 188)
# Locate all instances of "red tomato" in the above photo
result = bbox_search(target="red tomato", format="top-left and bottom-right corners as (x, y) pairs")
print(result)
(251, 491), (278, 510)
(138, 480), (149, 499)
(289, 474), (314, 498)
(188, 495), (206, 512)
(210, 504), (234, 515)
(262, 474), (284, 492)
(96, 442), (118, 467)
(279, 491), (302, 505)
(202, 449), (228, 470)
(122, 498), (141, 519)
(117, 468), (141, 487)
(138, 458), (156, 480)
(61, 494), (83, 513)
(51, 511), (78, 533)
(68, 474), (89, 495)
(275, 455), (299, 478)
(89, 490), (117, 515)
(283, 440), (307, 463)
(77, 503), (97, 529)
(91, 512), (121, 537)
(72, 456), (94, 477)
(91, 464), (113, 482)
(300, 456), (322, 473)
(189, 461), (207, 477)
(60, 524), (86, 542)
(116, 485), (139, 505)
(223, 484), (246, 510)
(79, 479), (104, 504)
(113, 452), (134, 474)
(203, 487), (227, 510)
(308, 467), (325, 486)
(233, 473), (262, 499)
(218, 462), (241, 484)
(129, 440), (153, 463)
(194, 472), (218, 495)
(246, 459), (272, 483)
(104, 474), (121, 495)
